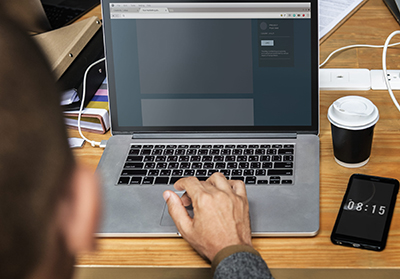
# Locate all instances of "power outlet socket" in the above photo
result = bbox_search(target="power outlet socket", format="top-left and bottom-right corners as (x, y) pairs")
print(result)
(370, 70), (400, 90)
(320, 69), (371, 90)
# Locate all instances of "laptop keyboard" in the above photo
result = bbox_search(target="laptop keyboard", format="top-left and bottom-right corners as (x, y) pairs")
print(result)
(117, 144), (295, 186)
(43, 4), (84, 29)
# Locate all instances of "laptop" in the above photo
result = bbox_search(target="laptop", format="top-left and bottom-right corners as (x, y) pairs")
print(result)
(98, 0), (320, 237)
(5, 0), (99, 33)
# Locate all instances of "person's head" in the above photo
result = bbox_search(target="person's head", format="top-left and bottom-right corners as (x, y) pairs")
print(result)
(0, 11), (100, 279)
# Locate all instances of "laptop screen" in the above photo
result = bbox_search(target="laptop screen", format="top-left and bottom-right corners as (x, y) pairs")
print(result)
(102, 1), (319, 134)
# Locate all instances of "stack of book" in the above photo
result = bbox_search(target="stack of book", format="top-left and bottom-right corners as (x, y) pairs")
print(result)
(64, 79), (110, 133)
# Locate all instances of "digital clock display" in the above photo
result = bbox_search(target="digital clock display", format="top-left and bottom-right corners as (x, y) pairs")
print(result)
(335, 175), (398, 242)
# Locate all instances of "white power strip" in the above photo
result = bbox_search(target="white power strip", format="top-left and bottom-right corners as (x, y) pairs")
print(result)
(320, 69), (371, 90)
(320, 69), (400, 90)
(370, 70), (400, 90)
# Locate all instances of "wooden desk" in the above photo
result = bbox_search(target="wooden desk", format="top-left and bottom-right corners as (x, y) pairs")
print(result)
(72, 0), (400, 278)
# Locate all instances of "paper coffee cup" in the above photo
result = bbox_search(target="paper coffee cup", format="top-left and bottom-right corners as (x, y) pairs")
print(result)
(327, 96), (379, 168)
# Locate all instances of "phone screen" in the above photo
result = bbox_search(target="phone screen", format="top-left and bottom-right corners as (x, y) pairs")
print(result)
(331, 174), (399, 251)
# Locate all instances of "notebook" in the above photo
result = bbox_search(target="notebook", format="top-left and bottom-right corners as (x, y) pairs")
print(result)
(98, 0), (320, 237)
(6, 0), (99, 33)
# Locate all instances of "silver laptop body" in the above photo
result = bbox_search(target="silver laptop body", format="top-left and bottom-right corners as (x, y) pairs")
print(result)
(98, 0), (320, 237)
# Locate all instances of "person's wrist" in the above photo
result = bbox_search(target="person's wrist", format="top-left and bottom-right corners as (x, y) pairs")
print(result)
(211, 244), (260, 274)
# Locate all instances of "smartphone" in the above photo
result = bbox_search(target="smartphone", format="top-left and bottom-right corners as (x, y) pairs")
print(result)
(331, 174), (399, 251)
(383, 0), (400, 25)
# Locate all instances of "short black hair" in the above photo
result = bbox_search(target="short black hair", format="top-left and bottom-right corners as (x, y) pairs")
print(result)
(0, 11), (75, 279)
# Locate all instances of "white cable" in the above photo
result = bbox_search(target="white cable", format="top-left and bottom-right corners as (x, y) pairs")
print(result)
(382, 31), (400, 112)
(320, 42), (400, 68)
(78, 57), (106, 147)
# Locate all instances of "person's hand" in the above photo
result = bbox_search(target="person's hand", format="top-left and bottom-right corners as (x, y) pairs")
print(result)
(162, 172), (252, 261)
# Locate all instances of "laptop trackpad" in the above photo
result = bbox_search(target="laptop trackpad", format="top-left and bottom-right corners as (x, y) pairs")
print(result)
(160, 191), (194, 226)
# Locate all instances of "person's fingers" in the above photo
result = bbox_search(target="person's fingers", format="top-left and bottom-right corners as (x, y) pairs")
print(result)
(174, 176), (204, 199)
(206, 172), (234, 192)
(163, 190), (192, 232)
(229, 179), (248, 198)
(180, 191), (192, 207)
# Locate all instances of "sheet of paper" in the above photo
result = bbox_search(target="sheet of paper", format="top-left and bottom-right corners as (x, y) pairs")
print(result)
(319, 0), (364, 39)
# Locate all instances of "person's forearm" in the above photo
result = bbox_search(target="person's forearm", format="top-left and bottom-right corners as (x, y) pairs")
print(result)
(212, 245), (274, 279)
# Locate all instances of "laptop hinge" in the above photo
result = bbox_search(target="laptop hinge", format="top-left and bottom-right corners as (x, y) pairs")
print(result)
(131, 133), (298, 139)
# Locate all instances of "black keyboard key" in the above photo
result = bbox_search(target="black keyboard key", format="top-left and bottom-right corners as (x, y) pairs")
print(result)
(231, 176), (245, 181)
(140, 149), (152, 155)
(190, 156), (201, 162)
(143, 145), (154, 149)
(168, 162), (179, 169)
(202, 156), (213, 162)
(239, 162), (249, 169)
(256, 169), (266, 176)
(203, 162), (214, 169)
(127, 156), (143, 162)
(160, 170), (171, 176)
(197, 177), (208, 181)
(129, 177), (142, 184)
(155, 145), (165, 149)
(237, 145), (247, 148)
(244, 149), (254, 155)
(121, 169), (147, 176)
(144, 156), (155, 162)
(262, 162), (273, 169)
(255, 149), (265, 155)
(155, 177), (169, 184)
(172, 170), (183, 176)
(124, 163), (144, 169)
(274, 162), (293, 168)
(202, 145), (212, 148)
(251, 162), (261, 169)
(260, 155), (271, 161)
(213, 156), (224, 162)
(283, 155), (294, 161)
(227, 162), (238, 168)
(260, 144), (270, 148)
(190, 145), (200, 148)
(272, 144), (282, 148)
(178, 145), (189, 148)
(185, 170), (195, 176)
(179, 156), (190, 162)
(167, 156), (178, 162)
(156, 156), (166, 162)
(215, 162), (226, 169)
(198, 149), (209, 155)
(118, 177), (130, 184)
(142, 177), (154, 184)
(131, 145), (142, 149)
(284, 144), (294, 148)
(175, 149), (186, 155)
(245, 177), (257, 184)
(244, 169), (254, 176)
(180, 163), (191, 169)
(210, 149), (220, 155)
(225, 145), (235, 148)
(272, 155), (282, 161)
(164, 149), (175, 155)
(129, 149), (140, 155)
(221, 149), (231, 155)
(196, 170), (207, 176)
(268, 169), (293, 176)
(192, 163), (203, 169)
(278, 149), (294, 155)
(167, 145), (177, 149)
(249, 145), (259, 148)
(258, 180), (269, 184)
(282, 179), (293, 184)
(237, 156), (247, 162)
(152, 149), (163, 155)
(213, 145), (224, 148)
(187, 149), (197, 155)
(232, 169), (243, 176)
(144, 162), (156, 169)
(248, 156), (259, 162)
(232, 149), (242, 155)
(148, 170), (160, 176)
(270, 177), (281, 184)
(267, 149), (277, 155)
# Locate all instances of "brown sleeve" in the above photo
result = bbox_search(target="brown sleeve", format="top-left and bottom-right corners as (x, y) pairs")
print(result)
(211, 245), (261, 275)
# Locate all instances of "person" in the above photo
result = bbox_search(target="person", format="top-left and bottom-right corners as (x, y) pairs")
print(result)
(0, 11), (273, 279)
